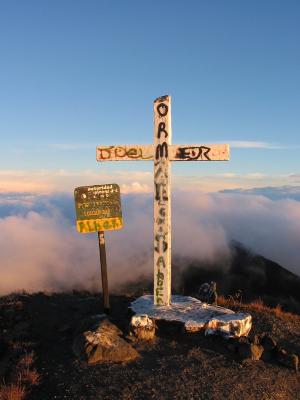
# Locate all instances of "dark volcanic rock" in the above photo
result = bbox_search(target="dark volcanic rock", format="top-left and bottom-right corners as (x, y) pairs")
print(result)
(75, 313), (107, 335)
(72, 317), (139, 364)
(250, 343), (264, 361)
(261, 334), (277, 361)
(197, 281), (218, 304)
(226, 337), (238, 353)
(237, 336), (263, 360)
(276, 347), (299, 372)
(130, 315), (156, 341)
(251, 334), (260, 345)
(261, 334), (277, 351)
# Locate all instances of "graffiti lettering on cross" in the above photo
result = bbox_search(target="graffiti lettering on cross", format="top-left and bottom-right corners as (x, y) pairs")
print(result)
(96, 95), (230, 306)
(74, 184), (123, 312)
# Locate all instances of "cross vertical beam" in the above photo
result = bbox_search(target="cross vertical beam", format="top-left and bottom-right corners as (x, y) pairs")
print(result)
(154, 95), (172, 306)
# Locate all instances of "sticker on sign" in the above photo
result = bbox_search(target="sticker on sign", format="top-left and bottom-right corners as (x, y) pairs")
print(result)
(74, 184), (123, 233)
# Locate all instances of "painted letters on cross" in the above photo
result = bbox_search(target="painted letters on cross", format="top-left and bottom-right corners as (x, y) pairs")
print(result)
(96, 144), (229, 162)
(153, 96), (172, 305)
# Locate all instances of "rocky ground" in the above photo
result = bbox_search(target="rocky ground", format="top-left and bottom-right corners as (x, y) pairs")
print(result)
(1, 292), (300, 400)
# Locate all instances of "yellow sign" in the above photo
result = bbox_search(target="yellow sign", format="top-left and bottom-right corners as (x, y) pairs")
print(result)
(74, 184), (123, 234)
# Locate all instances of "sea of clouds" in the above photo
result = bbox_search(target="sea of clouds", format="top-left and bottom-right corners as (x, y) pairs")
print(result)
(1, 186), (300, 295)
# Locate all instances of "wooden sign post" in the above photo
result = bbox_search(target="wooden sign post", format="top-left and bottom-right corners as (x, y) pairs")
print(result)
(96, 95), (230, 306)
(97, 231), (109, 311)
(74, 184), (123, 312)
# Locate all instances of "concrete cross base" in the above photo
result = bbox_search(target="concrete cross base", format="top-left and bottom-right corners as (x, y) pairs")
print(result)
(130, 295), (252, 338)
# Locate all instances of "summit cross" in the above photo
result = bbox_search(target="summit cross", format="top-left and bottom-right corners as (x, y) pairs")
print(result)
(96, 95), (230, 306)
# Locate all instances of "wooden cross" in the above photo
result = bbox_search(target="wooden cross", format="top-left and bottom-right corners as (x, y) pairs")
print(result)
(96, 95), (230, 306)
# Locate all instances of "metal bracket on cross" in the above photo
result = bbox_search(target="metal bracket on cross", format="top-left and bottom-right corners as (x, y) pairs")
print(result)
(96, 95), (230, 306)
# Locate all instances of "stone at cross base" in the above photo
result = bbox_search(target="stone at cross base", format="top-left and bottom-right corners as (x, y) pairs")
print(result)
(130, 295), (252, 339)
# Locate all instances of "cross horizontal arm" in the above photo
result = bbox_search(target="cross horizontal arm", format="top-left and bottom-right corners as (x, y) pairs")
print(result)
(96, 144), (229, 162)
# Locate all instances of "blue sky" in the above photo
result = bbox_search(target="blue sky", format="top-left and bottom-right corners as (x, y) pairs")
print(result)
(0, 0), (299, 191)
(2, 1), (300, 291)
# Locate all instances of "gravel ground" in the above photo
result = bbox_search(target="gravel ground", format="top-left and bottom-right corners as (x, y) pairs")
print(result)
(1, 292), (300, 400)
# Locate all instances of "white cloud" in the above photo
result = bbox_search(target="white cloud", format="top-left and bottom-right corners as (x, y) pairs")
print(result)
(228, 141), (284, 149)
(1, 168), (300, 195)
(244, 173), (266, 179)
(0, 169), (153, 194)
(121, 182), (152, 194)
(1, 188), (300, 295)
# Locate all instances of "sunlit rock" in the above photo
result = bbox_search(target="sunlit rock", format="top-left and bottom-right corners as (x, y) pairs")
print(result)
(130, 295), (252, 338)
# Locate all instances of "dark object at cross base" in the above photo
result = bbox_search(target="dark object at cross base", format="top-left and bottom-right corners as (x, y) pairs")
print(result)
(197, 281), (218, 305)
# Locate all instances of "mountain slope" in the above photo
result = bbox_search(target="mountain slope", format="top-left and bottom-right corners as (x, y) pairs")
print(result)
(179, 243), (300, 313)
